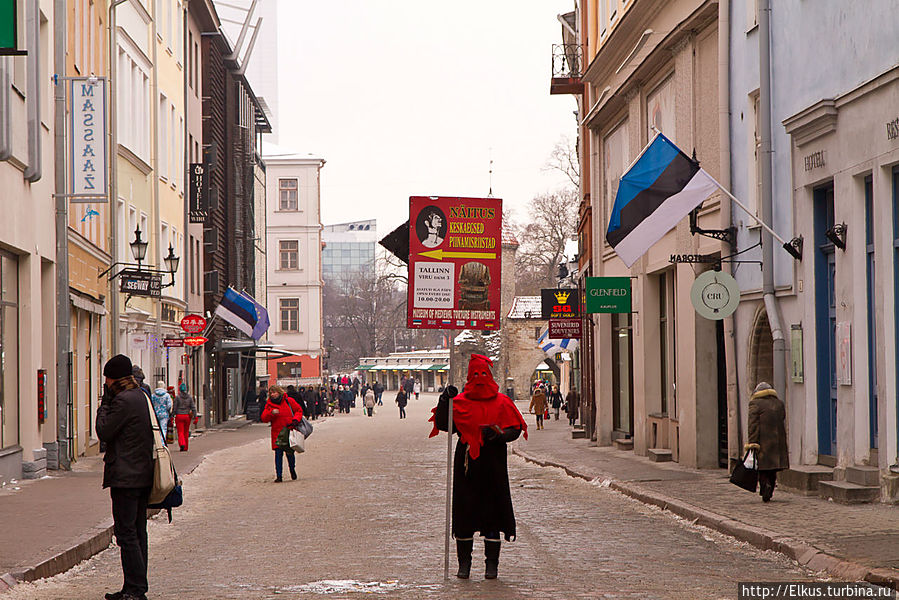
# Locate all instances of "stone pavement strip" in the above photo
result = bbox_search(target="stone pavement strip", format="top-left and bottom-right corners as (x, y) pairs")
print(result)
(512, 415), (899, 589)
(0, 418), (262, 591)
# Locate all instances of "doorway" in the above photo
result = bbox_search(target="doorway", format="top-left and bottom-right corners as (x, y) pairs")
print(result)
(814, 183), (837, 458)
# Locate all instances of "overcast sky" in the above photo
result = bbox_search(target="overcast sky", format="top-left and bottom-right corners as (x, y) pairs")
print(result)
(273, 0), (578, 235)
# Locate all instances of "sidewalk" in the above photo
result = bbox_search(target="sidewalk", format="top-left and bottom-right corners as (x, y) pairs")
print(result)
(512, 416), (899, 588)
(0, 418), (263, 589)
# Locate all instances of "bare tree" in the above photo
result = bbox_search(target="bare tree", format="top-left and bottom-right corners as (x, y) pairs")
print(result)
(544, 135), (580, 189)
(513, 187), (579, 295)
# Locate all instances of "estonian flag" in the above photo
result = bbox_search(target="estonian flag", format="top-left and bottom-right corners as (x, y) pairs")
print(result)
(606, 133), (719, 267)
(214, 287), (270, 340)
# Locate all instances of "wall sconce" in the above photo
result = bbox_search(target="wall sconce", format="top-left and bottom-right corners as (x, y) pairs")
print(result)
(825, 223), (847, 250)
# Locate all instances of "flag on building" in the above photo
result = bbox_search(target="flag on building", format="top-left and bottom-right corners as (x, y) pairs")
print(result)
(537, 327), (579, 356)
(214, 287), (270, 340)
(606, 133), (719, 267)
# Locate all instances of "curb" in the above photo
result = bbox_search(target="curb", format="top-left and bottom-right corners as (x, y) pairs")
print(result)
(0, 431), (234, 592)
(512, 446), (899, 590)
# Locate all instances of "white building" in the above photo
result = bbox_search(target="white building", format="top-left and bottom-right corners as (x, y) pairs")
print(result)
(263, 143), (325, 385)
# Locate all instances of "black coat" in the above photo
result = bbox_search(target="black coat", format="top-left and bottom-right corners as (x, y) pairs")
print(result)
(96, 387), (155, 489)
(396, 391), (408, 407)
(433, 396), (521, 541)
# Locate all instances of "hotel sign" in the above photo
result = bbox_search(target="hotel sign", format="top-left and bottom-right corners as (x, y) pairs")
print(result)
(189, 163), (208, 223)
(585, 277), (631, 313)
(70, 78), (107, 201)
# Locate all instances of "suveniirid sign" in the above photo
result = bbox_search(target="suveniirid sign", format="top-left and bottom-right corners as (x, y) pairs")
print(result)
(541, 288), (579, 319)
(585, 277), (631, 313)
(407, 196), (502, 330)
(549, 318), (582, 339)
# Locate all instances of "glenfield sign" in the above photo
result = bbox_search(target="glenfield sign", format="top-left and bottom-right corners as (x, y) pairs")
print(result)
(407, 196), (502, 330)
(541, 288), (579, 319)
(585, 277), (631, 313)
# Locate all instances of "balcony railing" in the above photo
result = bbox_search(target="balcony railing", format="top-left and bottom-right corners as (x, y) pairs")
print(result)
(551, 43), (584, 95)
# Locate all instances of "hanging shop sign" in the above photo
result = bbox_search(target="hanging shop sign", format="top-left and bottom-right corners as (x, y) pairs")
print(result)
(407, 196), (502, 330)
(790, 324), (804, 384)
(183, 336), (208, 347)
(189, 163), (208, 223)
(69, 77), (107, 201)
(120, 270), (162, 297)
(585, 277), (631, 313)
(0, 1), (24, 55)
(180, 313), (207, 334)
(163, 338), (185, 348)
(549, 318), (582, 339)
(541, 288), (579, 319)
(690, 270), (740, 320)
(837, 322), (852, 386)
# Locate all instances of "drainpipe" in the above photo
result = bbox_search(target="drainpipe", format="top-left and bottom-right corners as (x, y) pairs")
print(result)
(54, 0), (70, 469)
(151, 2), (162, 381)
(718, 0), (742, 459)
(758, 0), (787, 399)
(23, 0), (40, 182)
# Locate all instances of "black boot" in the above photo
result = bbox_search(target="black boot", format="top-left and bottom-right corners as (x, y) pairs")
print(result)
(484, 540), (501, 579)
(456, 538), (473, 579)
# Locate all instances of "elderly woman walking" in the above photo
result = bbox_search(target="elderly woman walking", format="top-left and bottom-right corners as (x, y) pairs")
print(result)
(261, 386), (303, 482)
(746, 382), (789, 502)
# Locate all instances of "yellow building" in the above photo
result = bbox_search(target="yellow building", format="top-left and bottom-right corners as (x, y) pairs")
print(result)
(67, 0), (109, 458)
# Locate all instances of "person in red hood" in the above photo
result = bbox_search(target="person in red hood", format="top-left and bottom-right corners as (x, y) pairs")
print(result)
(260, 385), (303, 482)
(429, 354), (527, 580)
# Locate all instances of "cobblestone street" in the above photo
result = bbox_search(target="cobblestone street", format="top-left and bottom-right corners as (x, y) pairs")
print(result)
(6, 395), (824, 600)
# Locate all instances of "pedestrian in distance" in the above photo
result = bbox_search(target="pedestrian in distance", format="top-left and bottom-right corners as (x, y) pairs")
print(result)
(96, 354), (155, 600)
(529, 385), (547, 430)
(374, 380), (384, 405)
(131, 365), (151, 396)
(396, 388), (408, 419)
(150, 381), (173, 446)
(430, 354), (528, 580)
(549, 385), (563, 421)
(260, 386), (303, 482)
(404, 376), (415, 400)
(413, 379), (421, 401)
(565, 388), (579, 426)
(364, 387), (376, 417)
(746, 382), (789, 503)
(172, 383), (197, 451)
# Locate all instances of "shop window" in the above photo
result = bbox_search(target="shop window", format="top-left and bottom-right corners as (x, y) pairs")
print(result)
(0, 252), (19, 449)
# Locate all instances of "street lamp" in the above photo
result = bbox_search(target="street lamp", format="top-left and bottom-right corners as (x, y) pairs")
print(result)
(163, 244), (180, 274)
(130, 226), (149, 268)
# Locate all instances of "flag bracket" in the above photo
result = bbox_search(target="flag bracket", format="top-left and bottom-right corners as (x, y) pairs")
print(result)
(689, 208), (736, 246)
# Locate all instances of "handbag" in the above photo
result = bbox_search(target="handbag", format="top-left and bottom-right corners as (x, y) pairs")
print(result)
(544, 408), (550, 419)
(289, 428), (306, 453)
(143, 393), (179, 505)
(297, 416), (313, 439)
(165, 418), (174, 445)
(729, 449), (758, 493)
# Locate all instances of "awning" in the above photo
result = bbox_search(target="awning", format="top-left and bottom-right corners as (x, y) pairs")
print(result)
(211, 339), (314, 359)
(356, 365), (375, 370)
(427, 364), (448, 371)
(534, 361), (551, 371)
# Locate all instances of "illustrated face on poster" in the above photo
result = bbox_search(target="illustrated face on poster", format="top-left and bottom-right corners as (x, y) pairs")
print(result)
(415, 206), (447, 248)
(407, 197), (502, 330)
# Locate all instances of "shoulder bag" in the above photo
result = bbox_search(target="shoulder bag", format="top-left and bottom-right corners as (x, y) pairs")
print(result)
(143, 393), (180, 505)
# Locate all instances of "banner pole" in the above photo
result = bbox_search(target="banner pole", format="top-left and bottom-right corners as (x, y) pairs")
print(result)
(708, 176), (790, 246)
(444, 391), (453, 580)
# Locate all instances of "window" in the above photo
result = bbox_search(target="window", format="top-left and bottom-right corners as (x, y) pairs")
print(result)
(603, 120), (629, 236)
(657, 270), (676, 416)
(748, 91), (761, 217)
(158, 95), (168, 180)
(280, 298), (299, 332)
(0, 252), (19, 449)
(279, 240), (299, 270)
(277, 361), (302, 379)
(176, 2), (182, 64)
(279, 178), (298, 210)
(188, 31), (193, 89)
(646, 75), (675, 142)
(611, 313), (634, 435)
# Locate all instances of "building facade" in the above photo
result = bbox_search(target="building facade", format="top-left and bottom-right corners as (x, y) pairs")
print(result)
(730, 1), (899, 501)
(321, 220), (377, 280)
(263, 145), (325, 387)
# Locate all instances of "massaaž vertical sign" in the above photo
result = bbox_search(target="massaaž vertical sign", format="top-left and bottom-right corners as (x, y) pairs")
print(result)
(408, 196), (502, 330)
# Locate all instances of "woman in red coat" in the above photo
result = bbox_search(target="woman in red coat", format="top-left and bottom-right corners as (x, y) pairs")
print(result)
(260, 385), (303, 482)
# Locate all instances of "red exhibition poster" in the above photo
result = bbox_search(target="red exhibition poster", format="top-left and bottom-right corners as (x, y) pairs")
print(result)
(407, 196), (502, 330)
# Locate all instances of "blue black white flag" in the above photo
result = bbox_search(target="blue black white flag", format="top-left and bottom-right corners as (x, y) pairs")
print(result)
(537, 327), (579, 356)
(606, 133), (719, 267)
(214, 287), (270, 340)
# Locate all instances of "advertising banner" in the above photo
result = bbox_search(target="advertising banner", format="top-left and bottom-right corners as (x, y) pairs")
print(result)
(189, 163), (208, 223)
(585, 277), (631, 313)
(69, 78), (107, 200)
(407, 196), (502, 330)
(541, 288), (579, 319)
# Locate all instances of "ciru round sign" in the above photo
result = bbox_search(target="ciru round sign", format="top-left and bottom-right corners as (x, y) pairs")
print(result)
(690, 270), (740, 320)
(180, 314), (207, 334)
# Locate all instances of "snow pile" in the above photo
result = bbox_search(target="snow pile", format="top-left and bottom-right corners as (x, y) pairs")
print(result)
(287, 580), (401, 594)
